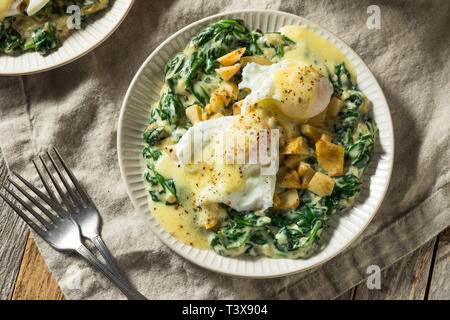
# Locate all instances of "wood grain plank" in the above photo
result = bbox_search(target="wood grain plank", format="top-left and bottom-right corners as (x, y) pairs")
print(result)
(353, 238), (436, 300)
(427, 227), (450, 300)
(0, 151), (29, 299)
(11, 233), (65, 300)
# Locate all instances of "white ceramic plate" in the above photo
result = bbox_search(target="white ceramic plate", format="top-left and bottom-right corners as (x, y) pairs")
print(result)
(0, 0), (134, 75)
(118, 9), (394, 278)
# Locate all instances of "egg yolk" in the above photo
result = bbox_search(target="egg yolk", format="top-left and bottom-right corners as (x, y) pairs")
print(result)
(272, 63), (322, 121)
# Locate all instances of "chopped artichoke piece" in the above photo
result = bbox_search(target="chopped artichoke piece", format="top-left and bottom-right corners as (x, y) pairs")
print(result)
(208, 81), (238, 113)
(210, 113), (224, 119)
(297, 161), (311, 177)
(217, 47), (246, 66)
(280, 170), (302, 189)
(232, 100), (243, 115)
(276, 166), (288, 187)
(209, 89), (229, 113)
(185, 104), (203, 124)
(300, 124), (330, 142)
(280, 136), (312, 156)
(283, 155), (302, 169)
(327, 97), (346, 118)
(221, 80), (239, 100)
(301, 167), (316, 189)
(307, 172), (335, 196)
(215, 63), (241, 81)
(315, 138), (345, 176)
(274, 189), (299, 211)
(320, 133), (332, 142)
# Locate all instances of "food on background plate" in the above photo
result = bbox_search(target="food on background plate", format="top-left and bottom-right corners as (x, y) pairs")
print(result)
(0, 0), (109, 55)
(141, 19), (377, 259)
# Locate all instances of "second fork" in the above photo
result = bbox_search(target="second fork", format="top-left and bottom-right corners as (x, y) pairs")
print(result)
(0, 147), (147, 300)
(35, 148), (125, 279)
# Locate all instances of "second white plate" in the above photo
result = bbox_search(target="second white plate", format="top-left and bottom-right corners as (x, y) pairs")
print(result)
(0, 0), (134, 75)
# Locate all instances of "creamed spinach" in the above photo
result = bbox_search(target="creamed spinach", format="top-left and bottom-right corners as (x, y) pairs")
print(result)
(142, 19), (378, 259)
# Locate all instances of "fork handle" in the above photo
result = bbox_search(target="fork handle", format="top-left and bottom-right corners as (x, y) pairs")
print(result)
(76, 244), (147, 300)
(91, 235), (124, 280)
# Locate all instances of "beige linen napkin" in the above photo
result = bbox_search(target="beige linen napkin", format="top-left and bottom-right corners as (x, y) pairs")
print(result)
(0, 0), (449, 299)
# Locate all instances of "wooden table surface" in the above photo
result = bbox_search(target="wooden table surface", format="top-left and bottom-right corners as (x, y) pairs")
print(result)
(0, 151), (448, 300)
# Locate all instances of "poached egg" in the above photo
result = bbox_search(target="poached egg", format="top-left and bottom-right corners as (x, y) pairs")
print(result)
(239, 61), (333, 121)
(176, 115), (278, 212)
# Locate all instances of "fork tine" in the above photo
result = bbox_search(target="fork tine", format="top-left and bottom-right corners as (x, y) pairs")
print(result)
(33, 159), (58, 204)
(52, 147), (92, 205)
(39, 155), (75, 212)
(46, 150), (83, 209)
(7, 177), (59, 224)
(1, 183), (52, 229)
(0, 191), (45, 237)
(12, 171), (69, 218)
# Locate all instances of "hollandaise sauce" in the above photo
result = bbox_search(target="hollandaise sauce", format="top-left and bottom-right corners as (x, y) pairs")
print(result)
(142, 19), (377, 259)
(0, 0), (109, 55)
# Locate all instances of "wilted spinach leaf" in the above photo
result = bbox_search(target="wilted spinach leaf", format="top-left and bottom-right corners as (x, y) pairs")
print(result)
(31, 22), (59, 55)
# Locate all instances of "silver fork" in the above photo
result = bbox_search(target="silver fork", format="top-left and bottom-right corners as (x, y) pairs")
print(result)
(0, 151), (147, 300)
(35, 148), (124, 279)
